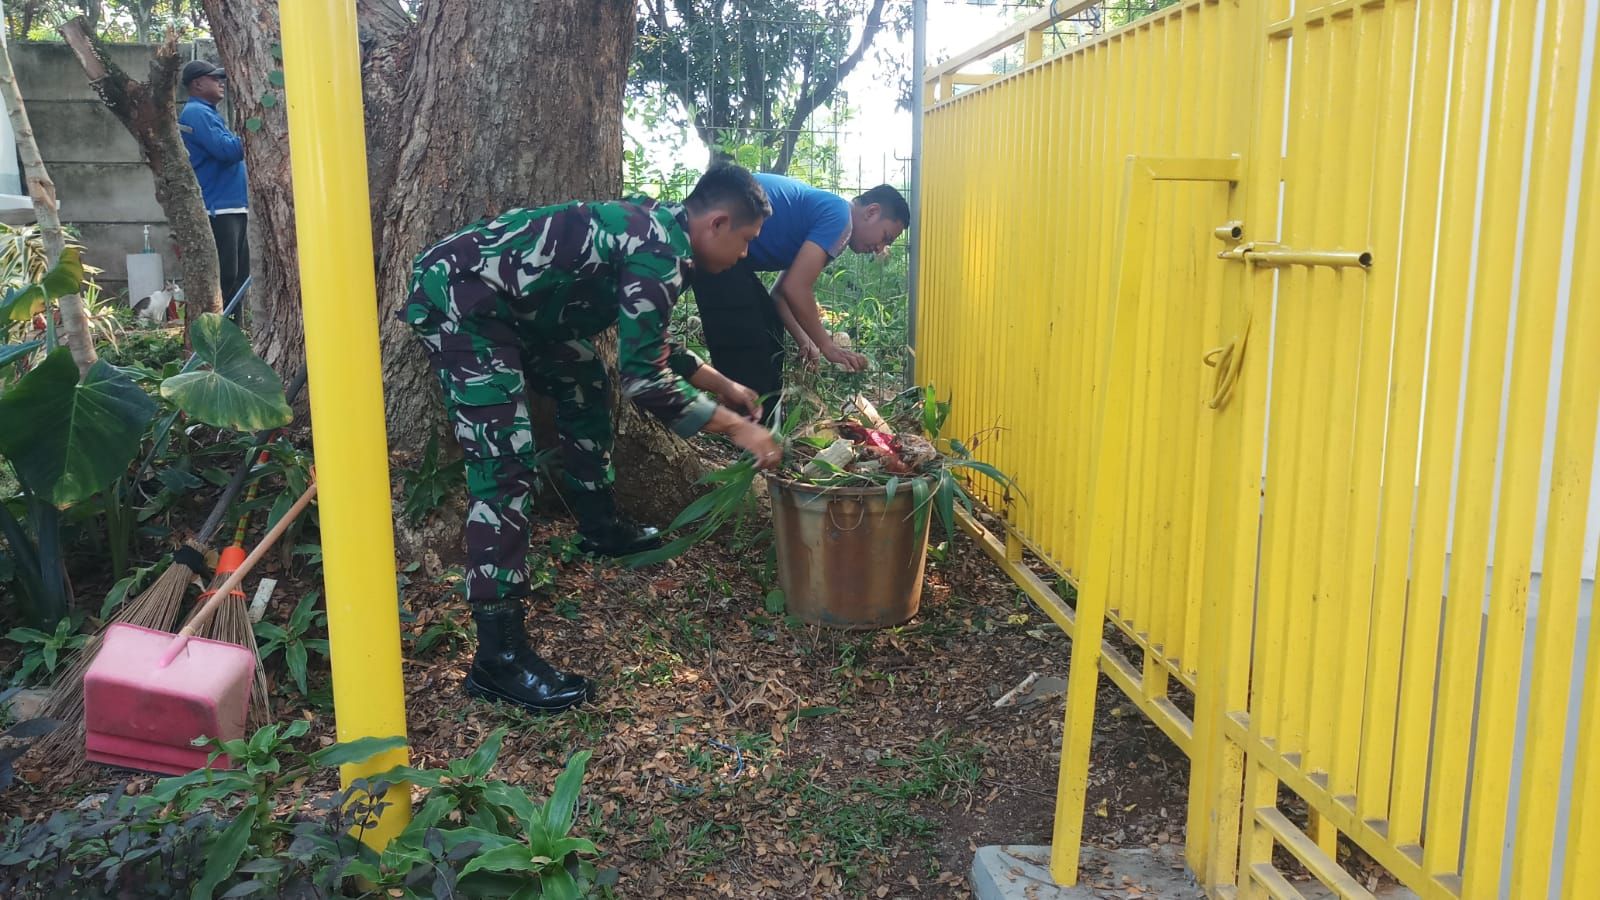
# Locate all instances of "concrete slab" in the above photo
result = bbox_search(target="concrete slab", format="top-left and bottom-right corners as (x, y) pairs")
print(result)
(2, 688), (51, 722)
(1298, 881), (1418, 899)
(971, 845), (1200, 899)
(972, 844), (1421, 899)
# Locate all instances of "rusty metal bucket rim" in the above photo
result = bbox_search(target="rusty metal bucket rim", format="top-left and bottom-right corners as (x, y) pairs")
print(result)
(768, 474), (936, 500)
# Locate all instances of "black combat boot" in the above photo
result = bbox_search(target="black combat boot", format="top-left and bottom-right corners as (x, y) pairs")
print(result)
(465, 602), (593, 714)
(571, 489), (663, 557)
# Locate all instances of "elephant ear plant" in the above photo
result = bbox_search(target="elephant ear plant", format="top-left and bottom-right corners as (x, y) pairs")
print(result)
(0, 251), (292, 630)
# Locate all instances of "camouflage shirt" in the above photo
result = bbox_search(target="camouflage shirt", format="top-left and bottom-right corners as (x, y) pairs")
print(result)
(405, 199), (716, 436)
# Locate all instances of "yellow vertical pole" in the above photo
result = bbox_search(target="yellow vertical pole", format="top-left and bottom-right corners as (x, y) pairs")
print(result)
(1464, 0), (1586, 891)
(1049, 158), (1153, 885)
(1548, 26), (1600, 900)
(1424, 0), (1540, 876)
(1024, 27), (1044, 63)
(1333, 0), (1410, 807)
(1389, 0), (1493, 850)
(279, 0), (411, 846)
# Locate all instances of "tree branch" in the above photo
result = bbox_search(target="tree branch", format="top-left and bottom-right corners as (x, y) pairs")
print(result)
(671, 0), (698, 28)
(147, 24), (181, 99)
(772, 0), (888, 175)
(0, 26), (96, 375)
(63, 16), (222, 322)
(649, 0), (674, 31)
(61, 17), (129, 116)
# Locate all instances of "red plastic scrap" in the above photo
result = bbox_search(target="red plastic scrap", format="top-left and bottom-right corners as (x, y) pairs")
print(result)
(836, 422), (914, 474)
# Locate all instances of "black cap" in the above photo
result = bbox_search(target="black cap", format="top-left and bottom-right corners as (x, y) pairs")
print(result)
(181, 60), (226, 85)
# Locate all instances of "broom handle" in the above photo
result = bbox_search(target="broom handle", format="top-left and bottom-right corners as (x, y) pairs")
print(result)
(159, 481), (318, 666)
(196, 369), (309, 545)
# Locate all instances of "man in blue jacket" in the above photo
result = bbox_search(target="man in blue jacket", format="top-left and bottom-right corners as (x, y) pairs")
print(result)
(179, 60), (249, 311)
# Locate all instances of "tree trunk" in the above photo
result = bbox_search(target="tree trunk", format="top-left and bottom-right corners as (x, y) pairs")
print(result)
(0, 25), (94, 376)
(60, 19), (222, 323)
(200, 0), (706, 524)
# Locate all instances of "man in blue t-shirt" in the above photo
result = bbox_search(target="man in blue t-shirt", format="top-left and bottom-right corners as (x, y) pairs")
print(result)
(179, 60), (249, 312)
(689, 174), (908, 423)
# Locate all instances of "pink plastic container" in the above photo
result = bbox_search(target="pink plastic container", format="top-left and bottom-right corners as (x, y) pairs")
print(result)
(83, 623), (255, 775)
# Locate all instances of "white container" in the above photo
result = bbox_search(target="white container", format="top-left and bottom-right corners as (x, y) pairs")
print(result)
(126, 251), (165, 309)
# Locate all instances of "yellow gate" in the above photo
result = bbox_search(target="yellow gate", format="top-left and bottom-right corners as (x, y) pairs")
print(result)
(918, 0), (1600, 896)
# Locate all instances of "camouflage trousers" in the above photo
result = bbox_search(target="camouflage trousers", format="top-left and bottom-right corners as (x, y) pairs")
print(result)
(407, 272), (616, 606)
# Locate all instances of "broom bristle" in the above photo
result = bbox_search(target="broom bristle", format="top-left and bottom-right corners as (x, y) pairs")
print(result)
(31, 551), (200, 772)
(198, 576), (273, 729)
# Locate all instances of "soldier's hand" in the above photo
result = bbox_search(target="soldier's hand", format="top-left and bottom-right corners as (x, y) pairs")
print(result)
(730, 420), (782, 470)
(822, 342), (869, 372)
(719, 381), (762, 420)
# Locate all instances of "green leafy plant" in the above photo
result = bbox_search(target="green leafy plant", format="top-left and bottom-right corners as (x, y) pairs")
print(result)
(158, 314), (294, 431)
(0, 722), (405, 898)
(253, 590), (331, 695)
(399, 433), (466, 525)
(0, 247), (291, 626)
(99, 559), (165, 618)
(620, 404), (810, 568)
(0, 724), (604, 899)
(411, 611), (472, 657)
(622, 457), (761, 568)
(375, 730), (603, 897)
(0, 349), (156, 507)
(4, 617), (87, 685)
(632, 389), (1016, 566)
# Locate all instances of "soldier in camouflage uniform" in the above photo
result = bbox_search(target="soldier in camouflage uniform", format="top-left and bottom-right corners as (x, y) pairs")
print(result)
(405, 164), (780, 714)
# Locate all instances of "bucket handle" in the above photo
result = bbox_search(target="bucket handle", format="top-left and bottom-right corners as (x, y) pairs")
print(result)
(827, 498), (868, 532)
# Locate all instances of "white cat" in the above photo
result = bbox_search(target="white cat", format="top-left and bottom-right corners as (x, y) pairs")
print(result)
(133, 281), (184, 324)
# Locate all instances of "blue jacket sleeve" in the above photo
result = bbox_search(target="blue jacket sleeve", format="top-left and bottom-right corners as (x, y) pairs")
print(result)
(182, 102), (244, 164)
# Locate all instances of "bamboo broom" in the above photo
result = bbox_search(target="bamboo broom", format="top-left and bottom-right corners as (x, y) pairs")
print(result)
(30, 368), (306, 769)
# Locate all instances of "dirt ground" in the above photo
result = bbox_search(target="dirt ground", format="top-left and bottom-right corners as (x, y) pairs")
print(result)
(1, 469), (1196, 899)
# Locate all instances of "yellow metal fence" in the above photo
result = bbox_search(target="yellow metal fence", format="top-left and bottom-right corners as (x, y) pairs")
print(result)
(918, 0), (1600, 896)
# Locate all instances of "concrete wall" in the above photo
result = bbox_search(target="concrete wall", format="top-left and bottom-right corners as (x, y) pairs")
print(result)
(11, 40), (217, 296)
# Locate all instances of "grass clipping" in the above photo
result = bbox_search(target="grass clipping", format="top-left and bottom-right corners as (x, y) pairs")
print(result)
(623, 386), (1019, 568)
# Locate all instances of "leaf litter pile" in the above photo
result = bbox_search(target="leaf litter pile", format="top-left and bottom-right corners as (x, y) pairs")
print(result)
(1, 441), (1197, 900)
(391, 519), (1193, 897)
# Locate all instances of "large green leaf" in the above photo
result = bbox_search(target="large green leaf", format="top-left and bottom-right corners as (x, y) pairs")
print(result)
(40, 246), (85, 298)
(308, 734), (407, 769)
(0, 248), (84, 324)
(536, 866), (583, 900)
(159, 314), (291, 431)
(0, 285), (41, 323)
(542, 750), (592, 840)
(194, 803), (257, 900)
(461, 726), (508, 779)
(483, 781), (543, 827)
(0, 349), (156, 504)
(0, 340), (40, 372)
(457, 843), (538, 878)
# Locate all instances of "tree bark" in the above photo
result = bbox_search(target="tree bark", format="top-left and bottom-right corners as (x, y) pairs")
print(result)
(200, 0), (707, 523)
(0, 26), (94, 376)
(60, 18), (222, 324)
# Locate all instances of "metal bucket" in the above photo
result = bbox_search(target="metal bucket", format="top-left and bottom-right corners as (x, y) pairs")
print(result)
(768, 476), (933, 630)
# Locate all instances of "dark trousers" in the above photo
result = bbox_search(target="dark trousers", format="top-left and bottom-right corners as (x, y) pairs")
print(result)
(210, 213), (250, 314)
(689, 259), (784, 425)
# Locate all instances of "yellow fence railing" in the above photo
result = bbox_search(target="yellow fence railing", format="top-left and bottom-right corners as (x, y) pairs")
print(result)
(917, 0), (1600, 896)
